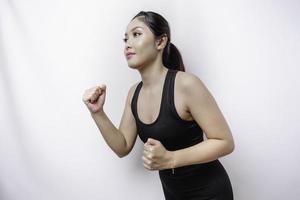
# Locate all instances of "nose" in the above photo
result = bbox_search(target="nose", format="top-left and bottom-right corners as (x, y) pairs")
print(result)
(125, 40), (132, 50)
(125, 45), (131, 50)
(125, 44), (132, 53)
(125, 36), (135, 47)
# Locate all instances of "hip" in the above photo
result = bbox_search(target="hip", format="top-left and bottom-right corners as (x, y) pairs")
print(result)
(158, 159), (234, 199)
(159, 159), (231, 185)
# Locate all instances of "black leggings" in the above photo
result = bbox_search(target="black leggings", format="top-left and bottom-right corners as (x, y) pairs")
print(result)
(159, 160), (234, 200)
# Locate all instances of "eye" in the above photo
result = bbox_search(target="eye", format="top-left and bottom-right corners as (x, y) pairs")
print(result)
(123, 32), (141, 43)
(133, 32), (141, 37)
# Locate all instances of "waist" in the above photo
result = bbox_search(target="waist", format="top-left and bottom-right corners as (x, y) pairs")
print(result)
(159, 159), (225, 178)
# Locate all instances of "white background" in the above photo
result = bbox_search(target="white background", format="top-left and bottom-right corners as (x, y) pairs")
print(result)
(0, 0), (299, 199)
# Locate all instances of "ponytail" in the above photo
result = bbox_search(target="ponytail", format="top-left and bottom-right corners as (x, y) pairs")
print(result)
(162, 42), (185, 72)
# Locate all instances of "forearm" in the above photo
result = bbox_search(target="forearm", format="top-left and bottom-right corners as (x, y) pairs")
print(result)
(172, 139), (234, 168)
(90, 110), (127, 157)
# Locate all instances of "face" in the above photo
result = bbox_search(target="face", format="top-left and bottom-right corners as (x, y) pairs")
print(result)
(123, 17), (165, 69)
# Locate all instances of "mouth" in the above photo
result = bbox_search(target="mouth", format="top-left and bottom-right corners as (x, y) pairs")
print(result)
(126, 53), (135, 60)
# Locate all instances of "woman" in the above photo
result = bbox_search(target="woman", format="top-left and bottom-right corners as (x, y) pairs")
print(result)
(82, 11), (235, 200)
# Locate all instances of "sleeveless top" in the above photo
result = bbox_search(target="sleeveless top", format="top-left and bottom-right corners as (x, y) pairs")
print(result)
(131, 70), (234, 198)
(130, 69), (204, 151)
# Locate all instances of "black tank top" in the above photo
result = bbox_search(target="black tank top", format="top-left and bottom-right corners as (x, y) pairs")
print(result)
(130, 69), (234, 200)
(131, 69), (204, 151)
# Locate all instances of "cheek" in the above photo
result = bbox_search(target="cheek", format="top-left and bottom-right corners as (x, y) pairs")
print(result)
(136, 42), (156, 60)
(136, 36), (155, 52)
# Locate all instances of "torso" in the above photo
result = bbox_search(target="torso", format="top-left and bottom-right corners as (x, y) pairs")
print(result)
(130, 68), (202, 151)
(130, 69), (234, 199)
(136, 71), (194, 124)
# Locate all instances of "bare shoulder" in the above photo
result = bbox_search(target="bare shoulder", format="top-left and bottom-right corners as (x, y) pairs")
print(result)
(129, 82), (140, 94)
(176, 70), (216, 113)
(126, 82), (140, 106)
(175, 70), (208, 95)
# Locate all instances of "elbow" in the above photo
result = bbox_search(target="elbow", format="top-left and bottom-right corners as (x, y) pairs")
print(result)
(228, 141), (235, 154)
(222, 139), (235, 155)
(116, 149), (129, 158)
(117, 153), (126, 158)
(115, 140), (130, 158)
(117, 154), (123, 158)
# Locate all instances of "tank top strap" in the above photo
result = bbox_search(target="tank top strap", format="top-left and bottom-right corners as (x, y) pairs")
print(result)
(156, 69), (172, 116)
(131, 81), (143, 121)
(164, 69), (178, 111)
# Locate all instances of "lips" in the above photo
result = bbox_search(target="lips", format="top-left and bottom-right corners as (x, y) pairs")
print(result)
(126, 52), (135, 59)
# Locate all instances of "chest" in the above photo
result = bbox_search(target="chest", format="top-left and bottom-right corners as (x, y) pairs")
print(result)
(137, 82), (193, 125)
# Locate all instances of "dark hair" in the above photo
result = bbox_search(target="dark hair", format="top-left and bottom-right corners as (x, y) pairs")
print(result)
(131, 11), (185, 72)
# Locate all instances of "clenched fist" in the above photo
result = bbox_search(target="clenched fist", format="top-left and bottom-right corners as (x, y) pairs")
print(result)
(82, 84), (106, 114)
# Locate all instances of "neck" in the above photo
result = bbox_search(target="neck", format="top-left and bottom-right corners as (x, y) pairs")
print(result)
(138, 58), (168, 90)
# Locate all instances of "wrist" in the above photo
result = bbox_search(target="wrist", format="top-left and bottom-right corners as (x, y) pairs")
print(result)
(168, 151), (176, 169)
(90, 109), (105, 116)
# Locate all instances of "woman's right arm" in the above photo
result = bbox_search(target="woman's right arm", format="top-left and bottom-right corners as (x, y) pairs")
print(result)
(83, 83), (138, 158)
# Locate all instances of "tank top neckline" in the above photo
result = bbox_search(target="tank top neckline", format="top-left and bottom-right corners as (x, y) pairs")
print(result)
(136, 69), (170, 126)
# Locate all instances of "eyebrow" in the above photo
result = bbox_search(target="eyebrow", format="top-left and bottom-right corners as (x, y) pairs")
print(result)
(124, 26), (143, 36)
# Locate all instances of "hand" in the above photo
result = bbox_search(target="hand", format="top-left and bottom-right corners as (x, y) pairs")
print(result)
(82, 84), (106, 114)
(142, 138), (174, 171)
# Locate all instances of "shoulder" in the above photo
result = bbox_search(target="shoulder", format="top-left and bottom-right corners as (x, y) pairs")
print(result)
(129, 81), (140, 93)
(175, 70), (213, 111)
(175, 70), (208, 95)
(126, 82), (141, 106)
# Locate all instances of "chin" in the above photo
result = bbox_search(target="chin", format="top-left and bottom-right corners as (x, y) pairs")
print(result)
(127, 65), (136, 69)
(128, 65), (141, 70)
(127, 61), (141, 69)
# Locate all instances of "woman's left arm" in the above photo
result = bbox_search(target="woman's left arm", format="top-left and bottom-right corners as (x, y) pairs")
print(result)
(171, 73), (235, 169)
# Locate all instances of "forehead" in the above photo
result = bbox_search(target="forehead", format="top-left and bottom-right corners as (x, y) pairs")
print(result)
(124, 18), (147, 36)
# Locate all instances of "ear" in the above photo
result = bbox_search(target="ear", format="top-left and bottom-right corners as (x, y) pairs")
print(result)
(155, 34), (168, 51)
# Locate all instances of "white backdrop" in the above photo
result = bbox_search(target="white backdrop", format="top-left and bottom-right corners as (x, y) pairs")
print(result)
(1, 0), (299, 199)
